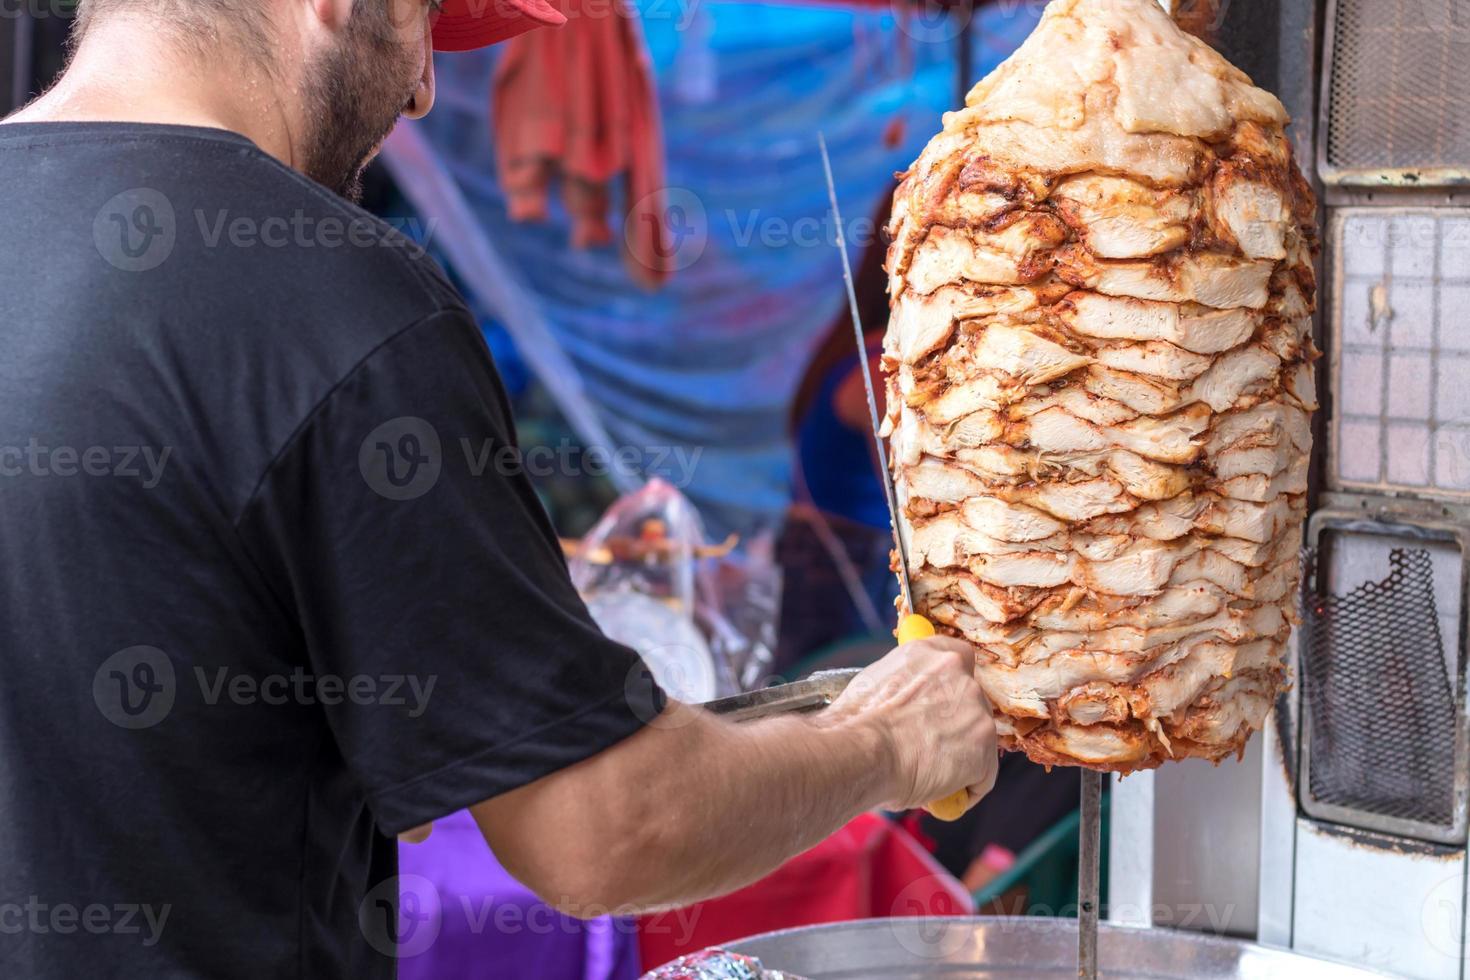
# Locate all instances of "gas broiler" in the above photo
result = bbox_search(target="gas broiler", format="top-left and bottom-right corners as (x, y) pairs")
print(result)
(1110, 1), (1470, 978)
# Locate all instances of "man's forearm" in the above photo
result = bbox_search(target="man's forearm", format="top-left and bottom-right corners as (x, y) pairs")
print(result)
(473, 635), (998, 917)
(609, 707), (897, 910)
(473, 706), (896, 915)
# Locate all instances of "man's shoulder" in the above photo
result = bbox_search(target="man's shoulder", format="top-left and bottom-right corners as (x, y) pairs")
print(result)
(0, 123), (487, 517)
(174, 136), (467, 348)
(1, 121), (469, 358)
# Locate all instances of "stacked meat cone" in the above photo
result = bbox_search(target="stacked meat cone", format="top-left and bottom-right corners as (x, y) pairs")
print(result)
(882, 0), (1319, 771)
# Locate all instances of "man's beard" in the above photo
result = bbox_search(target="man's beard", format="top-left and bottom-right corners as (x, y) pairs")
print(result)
(302, 7), (421, 203)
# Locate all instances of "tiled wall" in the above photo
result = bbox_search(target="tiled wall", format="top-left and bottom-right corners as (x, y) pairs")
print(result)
(1331, 209), (1470, 495)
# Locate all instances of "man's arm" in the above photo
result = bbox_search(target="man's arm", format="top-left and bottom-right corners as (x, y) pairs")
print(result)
(471, 636), (998, 916)
(233, 307), (996, 903)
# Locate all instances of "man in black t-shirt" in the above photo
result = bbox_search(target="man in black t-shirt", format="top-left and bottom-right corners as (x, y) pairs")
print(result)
(0, 3), (998, 977)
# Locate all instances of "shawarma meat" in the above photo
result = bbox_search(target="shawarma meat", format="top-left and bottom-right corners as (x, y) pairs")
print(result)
(884, 0), (1318, 772)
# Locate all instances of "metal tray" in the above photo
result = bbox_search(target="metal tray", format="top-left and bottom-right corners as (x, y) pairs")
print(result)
(727, 917), (1397, 979)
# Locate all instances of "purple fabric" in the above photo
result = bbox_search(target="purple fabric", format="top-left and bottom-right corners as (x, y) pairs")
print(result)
(395, 810), (643, 980)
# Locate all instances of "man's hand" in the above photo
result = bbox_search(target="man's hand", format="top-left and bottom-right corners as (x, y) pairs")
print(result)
(825, 636), (998, 814)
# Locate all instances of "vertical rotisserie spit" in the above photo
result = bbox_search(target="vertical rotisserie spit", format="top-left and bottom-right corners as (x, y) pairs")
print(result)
(884, 0), (1318, 771)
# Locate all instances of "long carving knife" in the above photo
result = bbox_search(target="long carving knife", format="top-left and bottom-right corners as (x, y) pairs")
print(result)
(817, 132), (968, 823)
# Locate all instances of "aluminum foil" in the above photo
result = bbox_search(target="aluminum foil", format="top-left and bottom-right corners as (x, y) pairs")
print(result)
(639, 949), (808, 980)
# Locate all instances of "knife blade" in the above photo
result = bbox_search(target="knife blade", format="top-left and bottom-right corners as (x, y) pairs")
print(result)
(817, 132), (969, 823)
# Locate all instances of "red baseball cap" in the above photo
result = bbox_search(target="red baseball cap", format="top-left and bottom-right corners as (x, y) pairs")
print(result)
(432, 0), (565, 52)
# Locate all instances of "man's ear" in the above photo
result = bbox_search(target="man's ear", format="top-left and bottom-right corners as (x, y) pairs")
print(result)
(308, 0), (357, 33)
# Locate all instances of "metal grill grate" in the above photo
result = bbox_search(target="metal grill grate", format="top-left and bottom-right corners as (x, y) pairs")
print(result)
(1324, 0), (1470, 179)
(1302, 548), (1457, 830)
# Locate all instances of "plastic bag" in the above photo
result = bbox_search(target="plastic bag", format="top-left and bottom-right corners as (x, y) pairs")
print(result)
(570, 479), (777, 699)
(697, 527), (780, 692)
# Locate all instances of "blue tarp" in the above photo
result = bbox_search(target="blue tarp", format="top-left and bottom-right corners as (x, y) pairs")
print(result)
(411, 2), (1043, 536)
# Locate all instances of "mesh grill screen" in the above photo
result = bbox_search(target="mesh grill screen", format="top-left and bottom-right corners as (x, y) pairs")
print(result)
(1303, 548), (1458, 828)
(1326, 0), (1470, 173)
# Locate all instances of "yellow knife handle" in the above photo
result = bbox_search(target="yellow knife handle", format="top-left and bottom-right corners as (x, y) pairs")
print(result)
(896, 612), (973, 823)
(925, 789), (971, 822)
(896, 613), (935, 645)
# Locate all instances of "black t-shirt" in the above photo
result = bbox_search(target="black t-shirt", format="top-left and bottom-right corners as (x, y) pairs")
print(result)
(0, 122), (661, 979)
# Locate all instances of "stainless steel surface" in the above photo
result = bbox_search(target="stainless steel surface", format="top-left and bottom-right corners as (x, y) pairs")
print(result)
(1319, 0), (1470, 186)
(700, 669), (859, 724)
(817, 133), (915, 614)
(724, 917), (1396, 979)
(1107, 768), (1155, 931)
(1293, 820), (1466, 979)
(1254, 708), (1295, 948)
(1078, 772), (1102, 979)
(1108, 744), (1264, 938)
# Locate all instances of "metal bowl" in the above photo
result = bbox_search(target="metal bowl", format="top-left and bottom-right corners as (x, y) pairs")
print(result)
(726, 917), (1396, 979)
